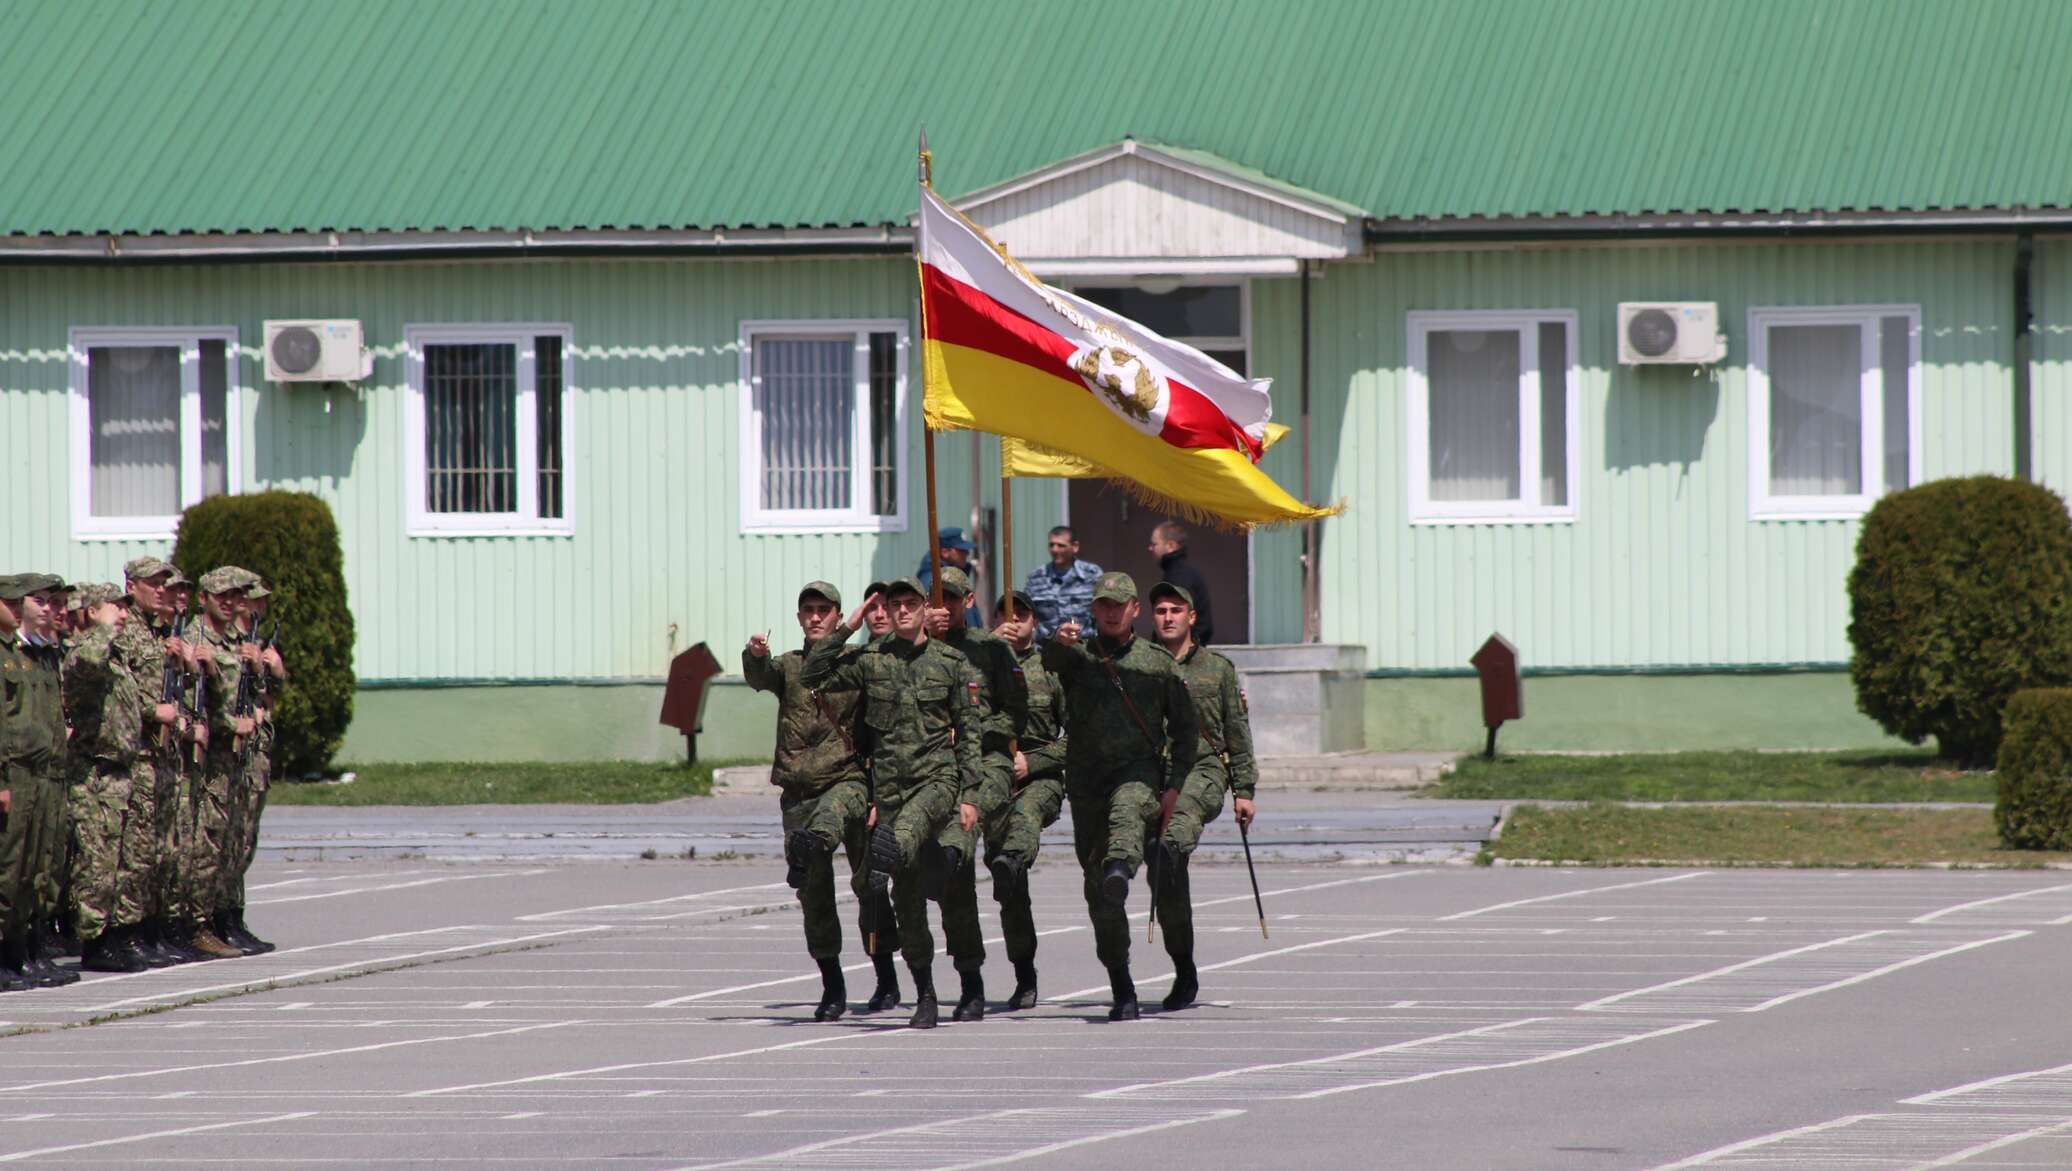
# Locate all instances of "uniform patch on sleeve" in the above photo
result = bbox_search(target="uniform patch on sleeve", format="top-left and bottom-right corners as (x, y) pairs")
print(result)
(967, 679), (980, 705)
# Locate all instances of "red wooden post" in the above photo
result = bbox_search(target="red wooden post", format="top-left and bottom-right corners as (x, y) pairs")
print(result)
(1470, 634), (1523, 759)
(658, 643), (724, 764)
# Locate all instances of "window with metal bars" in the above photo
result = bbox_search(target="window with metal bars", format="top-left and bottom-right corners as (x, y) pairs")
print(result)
(406, 325), (573, 535)
(740, 320), (908, 533)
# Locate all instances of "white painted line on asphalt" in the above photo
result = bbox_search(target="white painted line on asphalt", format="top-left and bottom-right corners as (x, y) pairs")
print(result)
(670, 1105), (1247, 1171)
(0, 1112), (317, 1163)
(1048, 928), (1409, 1002)
(3, 1115), (51, 1123)
(1648, 1114), (1882, 1169)
(500, 1112), (542, 1120)
(462, 1000), (495, 1009)
(72, 926), (610, 1012)
(1747, 931), (2030, 1011)
(0, 1021), (580, 1094)
(254, 869), (546, 906)
(61, 923), (517, 992)
(939, 1108), (1248, 1171)
(1916, 1119), (2072, 1169)
(1904, 1058), (2072, 1104)
(408, 1030), (899, 1097)
(1294, 1018), (1715, 1099)
(247, 872), (423, 892)
(1575, 931), (1892, 1010)
(1438, 872), (1709, 921)
(742, 1108), (783, 1116)
(275, 1002), (313, 1011)
(1093, 1019), (1539, 1097)
(1911, 881), (2072, 924)
(516, 881), (793, 922)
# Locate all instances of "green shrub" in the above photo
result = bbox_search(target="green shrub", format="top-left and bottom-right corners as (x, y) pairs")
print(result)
(1994, 689), (2072, 849)
(173, 491), (355, 776)
(1848, 476), (2072, 766)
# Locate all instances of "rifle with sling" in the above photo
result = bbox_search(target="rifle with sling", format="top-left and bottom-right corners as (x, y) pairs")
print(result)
(157, 614), (187, 755)
(238, 621), (281, 775)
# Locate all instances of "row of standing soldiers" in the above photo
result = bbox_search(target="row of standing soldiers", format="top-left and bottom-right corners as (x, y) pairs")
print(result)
(745, 565), (1255, 1027)
(0, 557), (288, 991)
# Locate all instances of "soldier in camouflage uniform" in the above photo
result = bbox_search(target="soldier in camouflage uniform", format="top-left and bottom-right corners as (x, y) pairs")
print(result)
(744, 580), (890, 1021)
(1043, 572), (1199, 1021)
(159, 567), (205, 958)
(221, 568), (282, 955)
(989, 589), (1068, 1010)
(1147, 581), (1258, 1011)
(183, 569), (251, 961)
(61, 584), (152, 973)
(801, 576), (982, 1030)
(923, 566), (1026, 1022)
(115, 556), (194, 967)
(1, 574), (78, 989)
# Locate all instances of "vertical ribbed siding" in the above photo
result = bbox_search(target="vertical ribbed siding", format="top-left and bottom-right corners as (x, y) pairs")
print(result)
(0, 256), (1062, 682)
(1253, 238), (2015, 670)
(2031, 240), (2072, 503)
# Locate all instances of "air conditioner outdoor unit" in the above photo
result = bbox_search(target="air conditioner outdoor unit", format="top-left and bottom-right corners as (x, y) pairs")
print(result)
(1617, 302), (1726, 365)
(264, 319), (371, 382)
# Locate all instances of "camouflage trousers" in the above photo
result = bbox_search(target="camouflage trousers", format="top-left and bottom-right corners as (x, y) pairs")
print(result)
(937, 754), (1014, 973)
(181, 757), (234, 925)
(1067, 772), (1161, 971)
(152, 756), (189, 921)
(780, 780), (877, 961)
(870, 778), (958, 969)
(224, 753), (270, 911)
(27, 775), (69, 929)
(1151, 770), (1229, 965)
(993, 773), (1065, 966)
(67, 762), (143, 942)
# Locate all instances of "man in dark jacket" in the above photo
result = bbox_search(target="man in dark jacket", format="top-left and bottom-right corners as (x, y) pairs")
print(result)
(1149, 522), (1214, 646)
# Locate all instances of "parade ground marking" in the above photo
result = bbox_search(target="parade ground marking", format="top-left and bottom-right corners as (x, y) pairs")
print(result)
(670, 1105), (1250, 1171)
(0, 1113), (318, 1164)
(1435, 871), (1709, 920)
(1578, 929), (2032, 1013)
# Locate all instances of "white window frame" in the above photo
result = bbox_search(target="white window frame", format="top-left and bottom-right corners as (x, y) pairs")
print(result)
(738, 318), (910, 534)
(1406, 309), (1581, 525)
(68, 325), (242, 541)
(403, 323), (576, 537)
(1746, 304), (1921, 521)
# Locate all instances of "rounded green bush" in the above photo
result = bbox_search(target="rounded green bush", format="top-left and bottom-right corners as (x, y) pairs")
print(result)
(1848, 476), (2072, 766)
(1995, 689), (2072, 849)
(173, 490), (356, 777)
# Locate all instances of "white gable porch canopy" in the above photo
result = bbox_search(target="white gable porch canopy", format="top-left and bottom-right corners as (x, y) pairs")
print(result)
(948, 139), (1367, 278)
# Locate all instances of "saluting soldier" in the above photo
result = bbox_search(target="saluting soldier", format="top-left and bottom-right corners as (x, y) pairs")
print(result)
(61, 584), (151, 972)
(0, 574), (77, 989)
(744, 581), (888, 1022)
(989, 590), (1067, 1010)
(1045, 572), (1200, 1020)
(801, 576), (982, 1030)
(115, 557), (194, 966)
(1147, 581), (1258, 1010)
(923, 566), (1026, 1022)
(221, 568), (281, 954)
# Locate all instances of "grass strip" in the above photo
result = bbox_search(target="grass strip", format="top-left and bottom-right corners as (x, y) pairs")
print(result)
(1432, 750), (1991, 804)
(267, 760), (725, 806)
(1491, 803), (2072, 868)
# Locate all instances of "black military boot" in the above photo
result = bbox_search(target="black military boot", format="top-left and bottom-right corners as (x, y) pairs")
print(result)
(51, 918), (81, 958)
(907, 964), (939, 1029)
(224, 911), (274, 956)
(864, 952), (901, 1012)
(0, 938), (31, 993)
(952, 968), (985, 1022)
(135, 922), (179, 968)
(1106, 964), (1140, 1022)
(81, 931), (147, 975)
(29, 932), (76, 986)
(162, 922), (209, 964)
(987, 852), (1026, 900)
(811, 957), (847, 1021)
(1100, 859), (1133, 908)
(1161, 958), (1199, 1012)
(1006, 959), (1039, 1011)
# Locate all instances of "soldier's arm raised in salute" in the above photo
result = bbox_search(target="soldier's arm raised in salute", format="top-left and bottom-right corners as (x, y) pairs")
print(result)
(798, 621), (864, 690)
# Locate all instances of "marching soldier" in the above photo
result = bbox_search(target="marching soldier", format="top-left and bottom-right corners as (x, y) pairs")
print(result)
(182, 569), (249, 961)
(116, 557), (195, 966)
(744, 581), (894, 1021)
(923, 566), (1026, 1022)
(221, 568), (281, 954)
(1146, 582), (1258, 1011)
(801, 577), (982, 1029)
(1045, 572), (1199, 1020)
(61, 585), (150, 972)
(989, 590), (1067, 1009)
(1, 574), (77, 989)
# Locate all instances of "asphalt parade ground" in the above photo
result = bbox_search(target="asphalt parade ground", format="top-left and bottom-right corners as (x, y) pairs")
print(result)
(6, 828), (2072, 1167)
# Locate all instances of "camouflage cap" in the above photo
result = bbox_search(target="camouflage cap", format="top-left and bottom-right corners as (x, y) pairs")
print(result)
(197, 567), (250, 596)
(1147, 581), (1194, 608)
(862, 580), (890, 600)
(246, 580), (272, 600)
(1091, 571), (1138, 603)
(123, 555), (174, 581)
(797, 580), (842, 608)
(994, 589), (1036, 615)
(165, 567), (191, 588)
(0, 573), (63, 600)
(937, 566), (974, 598)
(883, 575), (926, 599)
(74, 582), (124, 609)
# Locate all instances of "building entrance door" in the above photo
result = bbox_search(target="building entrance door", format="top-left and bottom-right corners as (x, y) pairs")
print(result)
(1062, 281), (1251, 644)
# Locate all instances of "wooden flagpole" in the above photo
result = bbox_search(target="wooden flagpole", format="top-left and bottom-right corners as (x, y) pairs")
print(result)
(1001, 442), (1014, 621)
(919, 130), (943, 607)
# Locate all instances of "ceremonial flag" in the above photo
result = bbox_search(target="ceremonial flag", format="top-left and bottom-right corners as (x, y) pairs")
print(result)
(918, 184), (1337, 529)
(1001, 425), (1292, 480)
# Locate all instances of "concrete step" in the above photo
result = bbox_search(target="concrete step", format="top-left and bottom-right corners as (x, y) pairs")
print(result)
(1256, 751), (1459, 792)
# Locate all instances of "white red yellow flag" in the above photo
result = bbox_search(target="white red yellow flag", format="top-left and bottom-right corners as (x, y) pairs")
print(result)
(918, 184), (1336, 528)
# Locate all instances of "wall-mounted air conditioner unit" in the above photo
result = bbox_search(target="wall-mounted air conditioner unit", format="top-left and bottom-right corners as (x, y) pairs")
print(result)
(264, 319), (372, 382)
(1617, 302), (1726, 365)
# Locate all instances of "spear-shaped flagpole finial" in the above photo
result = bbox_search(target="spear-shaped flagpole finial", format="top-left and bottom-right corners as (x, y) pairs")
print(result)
(918, 127), (933, 189)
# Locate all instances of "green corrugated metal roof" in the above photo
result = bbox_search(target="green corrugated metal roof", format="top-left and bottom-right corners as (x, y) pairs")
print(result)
(6, 0), (2071, 237)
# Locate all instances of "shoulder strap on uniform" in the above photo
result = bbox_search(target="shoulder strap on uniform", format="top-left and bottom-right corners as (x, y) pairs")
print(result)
(1094, 642), (1161, 752)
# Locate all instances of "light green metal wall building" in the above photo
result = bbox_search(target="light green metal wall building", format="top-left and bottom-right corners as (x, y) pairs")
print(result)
(4, 1), (2068, 761)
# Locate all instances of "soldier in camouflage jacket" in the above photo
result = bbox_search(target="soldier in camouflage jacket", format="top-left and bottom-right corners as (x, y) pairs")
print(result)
(0, 573), (74, 991)
(988, 589), (1068, 1010)
(62, 585), (151, 972)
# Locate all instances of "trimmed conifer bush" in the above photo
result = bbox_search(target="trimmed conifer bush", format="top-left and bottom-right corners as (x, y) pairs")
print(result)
(1995, 689), (2072, 849)
(1848, 476), (2072, 766)
(172, 491), (355, 776)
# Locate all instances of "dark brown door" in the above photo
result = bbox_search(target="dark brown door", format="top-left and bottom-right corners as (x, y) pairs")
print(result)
(1065, 480), (1249, 645)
